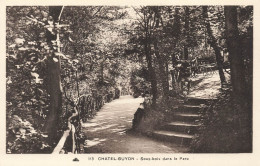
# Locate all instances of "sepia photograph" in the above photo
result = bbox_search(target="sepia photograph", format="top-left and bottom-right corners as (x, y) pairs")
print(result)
(5, 5), (253, 155)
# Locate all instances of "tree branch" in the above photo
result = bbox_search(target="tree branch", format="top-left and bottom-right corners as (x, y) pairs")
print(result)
(92, 6), (103, 17)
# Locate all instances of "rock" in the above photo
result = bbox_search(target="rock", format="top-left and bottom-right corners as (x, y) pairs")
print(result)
(132, 104), (145, 130)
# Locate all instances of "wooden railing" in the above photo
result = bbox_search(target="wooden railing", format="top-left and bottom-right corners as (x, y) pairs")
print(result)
(52, 89), (120, 154)
(52, 105), (78, 154)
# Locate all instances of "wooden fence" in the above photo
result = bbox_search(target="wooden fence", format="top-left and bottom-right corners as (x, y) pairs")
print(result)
(52, 90), (120, 154)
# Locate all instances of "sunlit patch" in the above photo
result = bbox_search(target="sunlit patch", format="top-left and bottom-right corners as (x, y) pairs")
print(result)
(88, 124), (118, 132)
(95, 115), (105, 118)
(81, 122), (107, 128)
(109, 127), (127, 135)
(188, 72), (229, 99)
(117, 131), (126, 135)
(110, 128), (124, 132)
(159, 144), (170, 148)
(84, 138), (107, 148)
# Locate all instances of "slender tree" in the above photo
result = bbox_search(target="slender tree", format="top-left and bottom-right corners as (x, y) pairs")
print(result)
(183, 7), (190, 60)
(153, 7), (169, 101)
(44, 6), (63, 139)
(143, 8), (158, 105)
(202, 6), (226, 85)
(169, 7), (181, 91)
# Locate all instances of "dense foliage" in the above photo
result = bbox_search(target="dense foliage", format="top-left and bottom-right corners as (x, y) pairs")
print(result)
(190, 87), (252, 152)
(6, 6), (253, 153)
(190, 6), (253, 153)
(127, 6), (253, 153)
(6, 6), (135, 153)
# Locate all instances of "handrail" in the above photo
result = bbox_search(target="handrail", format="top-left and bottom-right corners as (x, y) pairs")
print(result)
(71, 124), (76, 153)
(52, 106), (78, 154)
(52, 88), (120, 154)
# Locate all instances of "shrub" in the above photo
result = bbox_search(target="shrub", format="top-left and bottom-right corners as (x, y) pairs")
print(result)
(190, 88), (252, 153)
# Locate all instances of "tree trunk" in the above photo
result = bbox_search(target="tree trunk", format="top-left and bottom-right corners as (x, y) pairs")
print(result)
(143, 9), (158, 106)
(202, 6), (226, 85)
(144, 41), (158, 105)
(171, 54), (177, 90)
(44, 6), (63, 139)
(170, 7), (181, 92)
(101, 60), (104, 83)
(224, 6), (246, 98)
(224, 6), (252, 152)
(183, 7), (190, 60)
(183, 47), (188, 60)
(166, 60), (169, 86)
(154, 8), (169, 101)
(154, 42), (169, 101)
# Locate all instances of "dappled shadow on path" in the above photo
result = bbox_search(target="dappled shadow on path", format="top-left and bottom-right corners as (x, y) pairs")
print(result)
(189, 71), (224, 99)
(82, 95), (188, 153)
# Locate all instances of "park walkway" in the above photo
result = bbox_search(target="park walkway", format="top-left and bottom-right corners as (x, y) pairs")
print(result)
(82, 95), (188, 153)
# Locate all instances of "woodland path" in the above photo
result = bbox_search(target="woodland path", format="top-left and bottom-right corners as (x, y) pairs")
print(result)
(82, 95), (188, 153)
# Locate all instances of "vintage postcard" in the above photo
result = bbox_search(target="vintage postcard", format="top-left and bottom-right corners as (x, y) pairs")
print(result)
(1, 0), (259, 166)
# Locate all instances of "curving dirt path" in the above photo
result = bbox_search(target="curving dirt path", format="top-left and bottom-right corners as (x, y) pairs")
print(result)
(188, 71), (229, 98)
(82, 95), (188, 153)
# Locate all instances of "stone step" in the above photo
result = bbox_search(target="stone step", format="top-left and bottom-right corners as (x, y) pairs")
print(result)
(152, 130), (194, 145)
(145, 98), (212, 147)
(178, 105), (205, 113)
(161, 121), (200, 134)
(172, 113), (201, 123)
(185, 97), (217, 105)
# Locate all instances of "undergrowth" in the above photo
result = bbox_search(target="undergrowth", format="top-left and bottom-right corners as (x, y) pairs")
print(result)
(133, 96), (182, 134)
(190, 88), (252, 153)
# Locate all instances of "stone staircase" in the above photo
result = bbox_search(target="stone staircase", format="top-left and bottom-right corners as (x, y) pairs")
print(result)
(150, 97), (216, 146)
